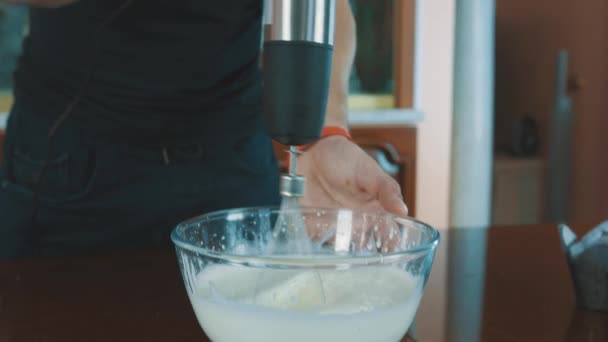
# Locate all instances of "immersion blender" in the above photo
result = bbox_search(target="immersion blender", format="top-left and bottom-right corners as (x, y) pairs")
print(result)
(263, 0), (336, 199)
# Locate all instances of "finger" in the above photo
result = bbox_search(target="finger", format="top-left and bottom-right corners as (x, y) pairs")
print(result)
(377, 215), (401, 253)
(355, 157), (408, 216)
(306, 205), (380, 252)
(377, 177), (408, 217)
(353, 203), (401, 254)
(354, 201), (384, 251)
(304, 207), (402, 254)
(355, 209), (401, 254)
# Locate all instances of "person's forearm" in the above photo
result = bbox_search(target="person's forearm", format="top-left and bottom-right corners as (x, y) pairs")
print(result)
(1, 0), (78, 8)
(324, 0), (356, 130)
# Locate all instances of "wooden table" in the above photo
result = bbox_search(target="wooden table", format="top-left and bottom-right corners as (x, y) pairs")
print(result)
(1, 224), (606, 342)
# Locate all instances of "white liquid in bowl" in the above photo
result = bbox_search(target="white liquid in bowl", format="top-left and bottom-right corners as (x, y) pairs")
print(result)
(189, 265), (423, 342)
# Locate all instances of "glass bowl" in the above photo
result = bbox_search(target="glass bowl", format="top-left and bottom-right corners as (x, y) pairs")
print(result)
(171, 207), (439, 342)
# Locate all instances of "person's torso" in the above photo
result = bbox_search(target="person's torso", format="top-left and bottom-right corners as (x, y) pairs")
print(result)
(14, 0), (264, 144)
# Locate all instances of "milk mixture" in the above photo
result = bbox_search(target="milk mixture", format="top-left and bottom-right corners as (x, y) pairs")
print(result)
(189, 265), (423, 342)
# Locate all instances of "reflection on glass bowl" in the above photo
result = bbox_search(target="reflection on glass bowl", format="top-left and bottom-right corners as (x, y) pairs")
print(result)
(172, 207), (439, 342)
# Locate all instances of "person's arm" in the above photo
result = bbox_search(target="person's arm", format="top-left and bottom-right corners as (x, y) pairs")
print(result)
(298, 0), (408, 218)
(1, 0), (78, 7)
(324, 0), (356, 129)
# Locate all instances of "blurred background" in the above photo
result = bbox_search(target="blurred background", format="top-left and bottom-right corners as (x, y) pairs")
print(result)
(0, 0), (606, 228)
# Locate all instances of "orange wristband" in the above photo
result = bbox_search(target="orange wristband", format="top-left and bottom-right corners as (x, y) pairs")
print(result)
(319, 126), (352, 142)
(285, 126), (352, 166)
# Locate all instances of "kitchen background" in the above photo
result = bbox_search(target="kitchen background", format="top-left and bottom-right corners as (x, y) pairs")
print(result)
(0, 0), (606, 229)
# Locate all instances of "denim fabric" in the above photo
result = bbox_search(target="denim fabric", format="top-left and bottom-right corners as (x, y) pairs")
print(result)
(0, 100), (280, 258)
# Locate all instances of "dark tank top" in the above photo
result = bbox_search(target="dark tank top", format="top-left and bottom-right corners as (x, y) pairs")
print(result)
(13, 0), (264, 146)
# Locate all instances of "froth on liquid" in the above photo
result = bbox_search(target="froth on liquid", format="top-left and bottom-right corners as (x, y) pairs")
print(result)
(189, 265), (423, 342)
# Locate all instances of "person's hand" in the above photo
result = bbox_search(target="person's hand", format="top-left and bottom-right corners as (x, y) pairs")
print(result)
(2, 0), (78, 7)
(297, 136), (408, 216)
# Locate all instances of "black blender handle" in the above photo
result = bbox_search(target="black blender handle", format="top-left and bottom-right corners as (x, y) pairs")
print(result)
(263, 40), (333, 146)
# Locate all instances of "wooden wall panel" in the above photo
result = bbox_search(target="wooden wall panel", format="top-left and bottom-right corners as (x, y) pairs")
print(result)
(495, 0), (608, 224)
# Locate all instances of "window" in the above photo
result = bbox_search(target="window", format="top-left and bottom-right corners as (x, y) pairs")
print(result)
(349, 0), (416, 111)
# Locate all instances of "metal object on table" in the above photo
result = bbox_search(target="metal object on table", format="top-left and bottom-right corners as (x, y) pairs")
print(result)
(559, 222), (608, 312)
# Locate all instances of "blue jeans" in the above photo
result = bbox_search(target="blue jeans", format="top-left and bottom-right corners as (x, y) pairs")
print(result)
(0, 101), (280, 258)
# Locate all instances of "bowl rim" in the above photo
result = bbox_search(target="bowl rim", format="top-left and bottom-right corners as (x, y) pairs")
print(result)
(170, 206), (440, 268)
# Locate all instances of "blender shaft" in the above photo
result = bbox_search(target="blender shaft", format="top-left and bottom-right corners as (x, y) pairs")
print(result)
(280, 146), (305, 198)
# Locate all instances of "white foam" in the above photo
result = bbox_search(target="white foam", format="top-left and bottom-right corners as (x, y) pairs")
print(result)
(269, 196), (315, 255)
(189, 265), (423, 342)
